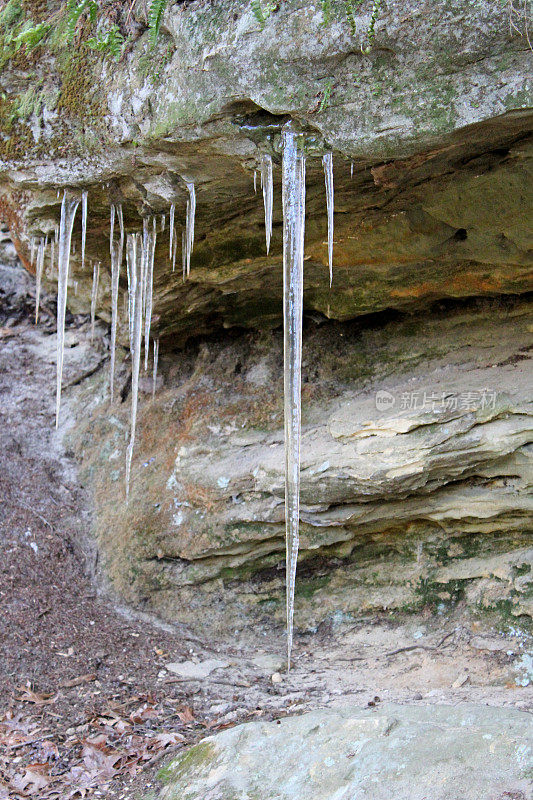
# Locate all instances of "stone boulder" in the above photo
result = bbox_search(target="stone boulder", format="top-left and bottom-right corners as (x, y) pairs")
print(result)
(157, 703), (533, 800)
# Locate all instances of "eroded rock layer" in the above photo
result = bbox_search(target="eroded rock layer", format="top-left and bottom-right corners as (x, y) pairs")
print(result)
(65, 295), (532, 634)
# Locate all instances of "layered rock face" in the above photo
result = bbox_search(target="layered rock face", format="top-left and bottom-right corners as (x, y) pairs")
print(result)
(0, 1), (531, 633)
(68, 295), (532, 633)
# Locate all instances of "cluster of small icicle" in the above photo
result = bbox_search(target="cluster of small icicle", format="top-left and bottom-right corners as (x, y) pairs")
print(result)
(31, 133), (344, 669)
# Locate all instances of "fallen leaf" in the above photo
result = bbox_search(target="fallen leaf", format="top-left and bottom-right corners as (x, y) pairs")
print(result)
(177, 706), (195, 724)
(11, 763), (52, 794)
(129, 704), (158, 724)
(150, 731), (184, 750)
(61, 674), (97, 689)
(16, 686), (57, 706)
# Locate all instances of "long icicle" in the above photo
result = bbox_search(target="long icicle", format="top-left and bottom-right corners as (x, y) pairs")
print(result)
(323, 152), (334, 287)
(110, 205), (124, 402)
(261, 154), (273, 254)
(181, 228), (186, 281)
(90, 261), (100, 341)
(56, 192), (80, 428)
(35, 237), (45, 323)
(142, 217), (150, 322)
(144, 218), (156, 370)
(169, 203), (175, 259)
(281, 126), (306, 671)
(125, 232), (144, 501)
(109, 241), (122, 402)
(81, 190), (88, 270)
(185, 182), (195, 277)
(110, 205), (115, 253)
(171, 226), (177, 273)
(152, 338), (159, 399)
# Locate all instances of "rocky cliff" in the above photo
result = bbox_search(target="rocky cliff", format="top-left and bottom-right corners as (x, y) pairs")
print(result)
(0, 0), (531, 636)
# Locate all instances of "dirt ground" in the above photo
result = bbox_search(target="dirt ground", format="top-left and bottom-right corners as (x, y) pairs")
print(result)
(0, 247), (531, 799)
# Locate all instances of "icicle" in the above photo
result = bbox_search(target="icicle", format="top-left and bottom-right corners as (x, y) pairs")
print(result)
(56, 189), (60, 199)
(117, 204), (124, 248)
(109, 238), (122, 403)
(322, 152), (334, 287)
(35, 237), (45, 323)
(56, 192), (80, 429)
(171, 227), (177, 273)
(110, 205), (115, 255)
(144, 219), (156, 371)
(81, 190), (88, 270)
(185, 182), (195, 277)
(126, 236), (136, 352)
(350, 161), (354, 179)
(281, 126), (306, 671)
(109, 203), (124, 403)
(90, 261), (100, 341)
(125, 232), (144, 501)
(142, 217), (149, 321)
(169, 203), (175, 259)
(30, 237), (36, 266)
(50, 239), (55, 276)
(182, 228), (186, 282)
(152, 338), (159, 399)
(253, 170), (257, 193)
(260, 154), (273, 254)
(161, 213), (165, 232)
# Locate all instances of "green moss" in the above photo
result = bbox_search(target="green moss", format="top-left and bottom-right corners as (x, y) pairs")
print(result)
(157, 741), (217, 785)
(295, 574), (330, 598)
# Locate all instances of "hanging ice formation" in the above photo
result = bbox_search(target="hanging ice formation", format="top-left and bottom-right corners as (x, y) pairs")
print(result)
(144, 218), (156, 371)
(117, 204), (124, 244)
(184, 182), (195, 278)
(81, 190), (88, 270)
(152, 338), (159, 399)
(172, 227), (177, 273)
(90, 261), (100, 341)
(181, 230), (186, 281)
(169, 203), (175, 259)
(110, 205), (115, 254)
(322, 152), (334, 287)
(34, 237), (46, 323)
(109, 204), (124, 403)
(260, 154), (273, 254)
(30, 237), (36, 266)
(126, 241), (133, 350)
(161, 213), (165, 232)
(125, 232), (144, 500)
(253, 170), (257, 193)
(142, 218), (149, 320)
(56, 192), (80, 429)
(281, 126), (306, 670)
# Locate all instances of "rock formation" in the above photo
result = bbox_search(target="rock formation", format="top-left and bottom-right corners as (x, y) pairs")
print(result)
(0, 0), (531, 635)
